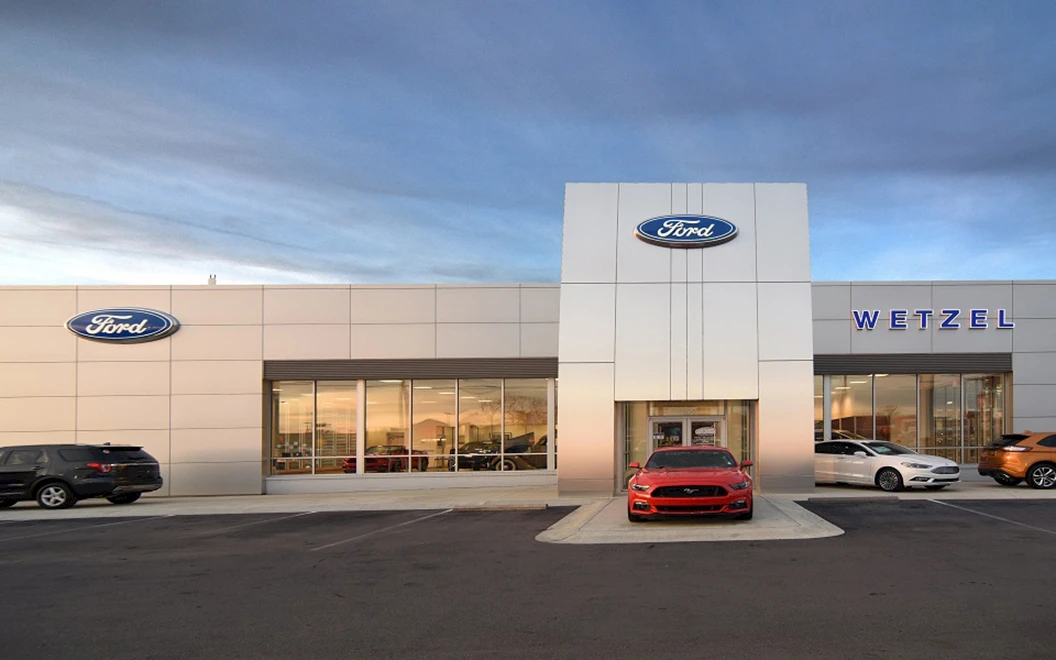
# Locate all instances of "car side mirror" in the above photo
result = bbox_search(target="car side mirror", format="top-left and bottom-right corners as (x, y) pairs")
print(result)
(628, 462), (641, 470)
(740, 460), (753, 468)
(854, 451), (868, 458)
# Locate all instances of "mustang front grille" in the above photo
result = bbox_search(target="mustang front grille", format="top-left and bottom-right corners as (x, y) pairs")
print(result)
(651, 485), (727, 498)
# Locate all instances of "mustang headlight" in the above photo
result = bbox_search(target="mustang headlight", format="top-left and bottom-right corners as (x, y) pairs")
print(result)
(631, 483), (650, 492)
(900, 462), (931, 469)
(729, 481), (751, 491)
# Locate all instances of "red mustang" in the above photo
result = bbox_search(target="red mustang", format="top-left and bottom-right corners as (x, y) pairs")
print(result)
(627, 446), (753, 522)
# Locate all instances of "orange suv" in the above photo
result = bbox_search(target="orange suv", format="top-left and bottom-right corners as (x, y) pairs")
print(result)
(978, 432), (1056, 489)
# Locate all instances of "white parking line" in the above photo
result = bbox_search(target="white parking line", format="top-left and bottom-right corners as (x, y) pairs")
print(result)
(928, 500), (1056, 536)
(309, 509), (453, 552)
(195, 511), (317, 536)
(0, 515), (176, 543)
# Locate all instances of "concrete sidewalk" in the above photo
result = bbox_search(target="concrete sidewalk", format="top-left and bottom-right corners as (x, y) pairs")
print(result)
(0, 486), (600, 522)
(536, 495), (844, 544)
(3, 474), (1054, 545)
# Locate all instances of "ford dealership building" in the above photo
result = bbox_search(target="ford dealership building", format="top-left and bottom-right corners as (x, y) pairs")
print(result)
(1, 183), (1053, 497)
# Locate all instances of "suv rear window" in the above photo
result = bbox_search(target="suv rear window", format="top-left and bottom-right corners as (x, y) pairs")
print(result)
(989, 434), (1028, 448)
(97, 448), (153, 462)
(58, 448), (100, 462)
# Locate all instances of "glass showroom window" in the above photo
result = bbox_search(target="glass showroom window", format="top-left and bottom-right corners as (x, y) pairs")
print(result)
(874, 374), (916, 447)
(830, 375), (873, 440)
(316, 382), (357, 475)
(366, 380), (412, 472)
(502, 379), (548, 471)
(412, 379), (456, 472)
(813, 375), (823, 440)
(963, 374), (1006, 464)
(919, 374), (961, 462)
(454, 378), (502, 471)
(271, 381), (314, 475)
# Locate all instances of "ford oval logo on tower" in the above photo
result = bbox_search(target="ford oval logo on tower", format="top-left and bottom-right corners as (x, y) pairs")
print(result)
(66, 308), (180, 343)
(634, 215), (738, 248)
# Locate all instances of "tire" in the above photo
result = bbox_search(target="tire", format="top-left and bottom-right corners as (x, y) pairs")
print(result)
(924, 485), (948, 491)
(36, 482), (77, 510)
(735, 506), (754, 521)
(0, 499), (16, 509)
(106, 493), (142, 505)
(628, 509), (645, 523)
(993, 473), (1023, 487)
(876, 468), (904, 493)
(1027, 463), (1056, 490)
(499, 459), (518, 472)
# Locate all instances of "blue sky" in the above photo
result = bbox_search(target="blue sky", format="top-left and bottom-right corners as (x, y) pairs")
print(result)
(1, 0), (1054, 285)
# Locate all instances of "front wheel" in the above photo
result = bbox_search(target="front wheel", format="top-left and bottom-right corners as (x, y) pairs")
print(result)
(107, 493), (142, 505)
(36, 482), (77, 510)
(498, 459), (518, 472)
(627, 510), (644, 523)
(0, 499), (16, 509)
(1027, 464), (1056, 490)
(993, 473), (1023, 487)
(735, 506), (754, 521)
(876, 468), (904, 493)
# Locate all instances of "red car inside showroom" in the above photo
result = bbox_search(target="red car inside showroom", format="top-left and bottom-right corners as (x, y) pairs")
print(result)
(627, 447), (754, 522)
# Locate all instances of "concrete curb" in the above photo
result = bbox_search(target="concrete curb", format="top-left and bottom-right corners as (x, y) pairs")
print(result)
(535, 499), (611, 543)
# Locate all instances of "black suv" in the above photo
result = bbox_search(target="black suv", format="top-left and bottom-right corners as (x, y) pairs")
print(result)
(0, 444), (163, 510)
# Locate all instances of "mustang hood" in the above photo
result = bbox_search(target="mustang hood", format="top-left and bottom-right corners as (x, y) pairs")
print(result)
(638, 467), (746, 485)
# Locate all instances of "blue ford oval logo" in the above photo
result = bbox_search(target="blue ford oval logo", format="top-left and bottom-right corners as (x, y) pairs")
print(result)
(634, 215), (738, 248)
(66, 308), (180, 343)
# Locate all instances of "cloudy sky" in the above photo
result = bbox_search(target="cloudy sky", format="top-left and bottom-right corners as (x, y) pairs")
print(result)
(1, 1), (1054, 285)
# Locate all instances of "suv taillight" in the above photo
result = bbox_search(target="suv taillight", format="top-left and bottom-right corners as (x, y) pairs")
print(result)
(1001, 446), (1032, 453)
(86, 462), (114, 473)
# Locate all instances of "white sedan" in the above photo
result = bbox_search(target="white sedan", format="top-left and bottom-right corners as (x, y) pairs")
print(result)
(814, 440), (960, 492)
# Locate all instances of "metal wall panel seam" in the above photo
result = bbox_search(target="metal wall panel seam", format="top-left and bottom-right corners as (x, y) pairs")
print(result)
(613, 184), (621, 364)
(74, 286), (79, 444)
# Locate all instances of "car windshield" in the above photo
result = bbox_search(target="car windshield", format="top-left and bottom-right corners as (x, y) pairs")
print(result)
(862, 441), (914, 456)
(645, 450), (737, 469)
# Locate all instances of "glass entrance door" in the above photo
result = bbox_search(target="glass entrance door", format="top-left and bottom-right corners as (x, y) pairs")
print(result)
(689, 419), (723, 447)
(649, 417), (725, 452)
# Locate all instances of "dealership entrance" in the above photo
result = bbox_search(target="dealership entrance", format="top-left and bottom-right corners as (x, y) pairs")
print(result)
(649, 416), (725, 452)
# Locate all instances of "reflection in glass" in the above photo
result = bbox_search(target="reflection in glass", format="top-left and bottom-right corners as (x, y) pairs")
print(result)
(454, 379), (502, 471)
(271, 381), (313, 475)
(412, 379), (455, 472)
(622, 402), (649, 485)
(814, 375), (823, 439)
(648, 401), (724, 416)
(919, 374), (961, 462)
(875, 374), (916, 448)
(553, 378), (558, 469)
(366, 380), (411, 472)
(964, 374), (1005, 463)
(727, 401), (751, 464)
(316, 382), (357, 474)
(831, 375), (873, 439)
(502, 379), (548, 470)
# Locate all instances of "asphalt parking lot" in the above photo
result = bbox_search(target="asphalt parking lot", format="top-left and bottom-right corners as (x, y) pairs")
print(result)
(1, 501), (1055, 660)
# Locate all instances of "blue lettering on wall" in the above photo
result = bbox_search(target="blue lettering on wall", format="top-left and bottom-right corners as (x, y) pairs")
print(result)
(852, 309), (880, 330)
(969, 309), (988, 329)
(915, 309), (934, 330)
(890, 309), (908, 330)
(939, 309), (961, 329)
(998, 309), (1015, 328)
(851, 308), (1014, 330)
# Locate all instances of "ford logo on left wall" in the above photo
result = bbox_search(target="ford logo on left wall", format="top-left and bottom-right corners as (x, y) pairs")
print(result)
(634, 215), (738, 248)
(66, 308), (180, 343)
